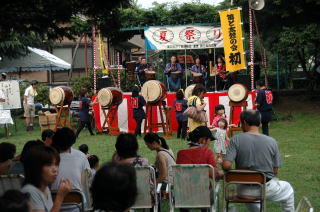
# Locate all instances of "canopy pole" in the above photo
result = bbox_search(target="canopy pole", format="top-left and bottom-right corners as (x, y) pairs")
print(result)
(185, 49), (187, 88)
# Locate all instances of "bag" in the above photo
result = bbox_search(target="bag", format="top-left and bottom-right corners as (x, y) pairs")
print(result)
(183, 97), (207, 122)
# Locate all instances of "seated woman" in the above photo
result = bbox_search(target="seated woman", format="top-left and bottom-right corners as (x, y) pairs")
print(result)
(144, 133), (176, 184)
(112, 133), (148, 166)
(21, 145), (72, 212)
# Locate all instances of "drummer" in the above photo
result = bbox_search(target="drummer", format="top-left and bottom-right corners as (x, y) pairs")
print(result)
(75, 89), (99, 138)
(135, 58), (150, 86)
(191, 57), (207, 84)
(211, 55), (227, 91)
(164, 55), (183, 91)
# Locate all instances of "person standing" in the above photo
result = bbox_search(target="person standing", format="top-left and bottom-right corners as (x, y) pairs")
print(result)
(75, 89), (98, 137)
(222, 110), (294, 212)
(24, 80), (38, 131)
(211, 56), (227, 90)
(191, 57), (207, 85)
(164, 55), (183, 91)
(135, 58), (150, 86)
(174, 89), (188, 139)
(131, 86), (146, 137)
(255, 79), (273, 135)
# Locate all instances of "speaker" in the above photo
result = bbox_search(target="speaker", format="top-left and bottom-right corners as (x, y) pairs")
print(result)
(97, 77), (112, 90)
(235, 74), (251, 89)
(249, 0), (265, 10)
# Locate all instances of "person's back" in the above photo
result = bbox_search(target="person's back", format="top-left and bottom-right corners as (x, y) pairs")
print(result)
(51, 148), (89, 191)
(177, 147), (216, 168)
(228, 132), (280, 179)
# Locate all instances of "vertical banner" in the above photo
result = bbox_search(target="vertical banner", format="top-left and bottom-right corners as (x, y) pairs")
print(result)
(219, 8), (246, 71)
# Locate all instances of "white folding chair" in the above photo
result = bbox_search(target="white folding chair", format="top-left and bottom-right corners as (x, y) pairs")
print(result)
(52, 189), (85, 212)
(296, 196), (314, 212)
(81, 169), (93, 211)
(169, 164), (219, 212)
(131, 166), (158, 212)
(0, 174), (24, 196)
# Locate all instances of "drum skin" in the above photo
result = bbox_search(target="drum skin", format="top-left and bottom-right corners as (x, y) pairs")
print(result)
(145, 71), (156, 81)
(184, 84), (196, 99)
(49, 86), (74, 105)
(228, 83), (248, 102)
(98, 87), (123, 107)
(141, 80), (167, 105)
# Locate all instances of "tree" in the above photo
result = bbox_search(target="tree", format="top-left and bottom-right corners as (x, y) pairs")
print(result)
(0, 0), (132, 58)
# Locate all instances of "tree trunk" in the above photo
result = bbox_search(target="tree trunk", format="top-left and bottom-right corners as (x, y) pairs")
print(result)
(68, 34), (84, 85)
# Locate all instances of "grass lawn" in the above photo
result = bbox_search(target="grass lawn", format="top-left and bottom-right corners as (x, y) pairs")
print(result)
(1, 95), (319, 211)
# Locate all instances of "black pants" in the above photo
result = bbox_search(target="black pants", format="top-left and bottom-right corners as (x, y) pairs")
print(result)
(76, 121), (94, 137)
(134, 117), (144, 136)
(177, 120), (188, 139)
(260, 111), (272, 136)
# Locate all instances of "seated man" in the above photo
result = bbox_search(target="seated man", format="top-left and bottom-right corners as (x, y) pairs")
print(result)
(164, 55), (183, 91)
(222, 110), (294, 212)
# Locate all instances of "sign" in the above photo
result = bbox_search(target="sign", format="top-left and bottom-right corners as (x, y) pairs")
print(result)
(144, 25), (224, 50)
(219, 8), (246, 71)
(0, 80), (21, 109)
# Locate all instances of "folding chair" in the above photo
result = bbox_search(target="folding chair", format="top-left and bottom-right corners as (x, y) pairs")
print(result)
(81, 169), (93, 211)
(224, 169), (266, 212)
(295, 196), (313, 212)
(130, 166), (158, 212)
(52, 189), (85, 212)
(169, 164), (219, 212)
(0, 174), (24, 196)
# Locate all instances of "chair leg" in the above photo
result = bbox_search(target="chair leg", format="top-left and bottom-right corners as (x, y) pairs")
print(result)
(226, 201), (229, 212)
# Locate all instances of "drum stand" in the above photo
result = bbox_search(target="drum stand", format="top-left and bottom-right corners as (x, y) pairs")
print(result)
(54, 104), (72, 131)
(164, 106), (173, 138)
(144, 102), (168, 136)
(101, 105), (120, 135)
(228, 100), (247, 137)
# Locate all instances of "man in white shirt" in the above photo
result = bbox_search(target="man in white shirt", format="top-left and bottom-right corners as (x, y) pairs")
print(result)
(24, 80), (38, 131)
(0, 89), (5, 110)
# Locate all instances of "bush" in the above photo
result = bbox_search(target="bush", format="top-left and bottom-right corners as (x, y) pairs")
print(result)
(72, 68), (103, 98)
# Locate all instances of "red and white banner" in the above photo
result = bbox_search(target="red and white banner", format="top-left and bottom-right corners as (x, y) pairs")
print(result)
(94, 91), (256, 133)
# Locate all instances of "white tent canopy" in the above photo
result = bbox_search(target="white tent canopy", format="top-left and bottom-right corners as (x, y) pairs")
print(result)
(0, 47), (71, 71)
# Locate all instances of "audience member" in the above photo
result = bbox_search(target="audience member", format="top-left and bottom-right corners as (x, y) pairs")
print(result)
(8, 140), (44, 175)
(51, 127), (90, 211)
(78, 144), (89, 156)
(41, 129), (55, 146)
(112, 133), (148, 166)
(223, 110), (294, 211)
(0, 142), (16, 174)
(177, 126), (223, 181)
(91, 162), (137, 212)
(88, 154), (99, 176)
(0, 189), (31, 212)
(21, 145), (72, 212)
(144, 133), (176, 184)
(187, 84), (207, 131)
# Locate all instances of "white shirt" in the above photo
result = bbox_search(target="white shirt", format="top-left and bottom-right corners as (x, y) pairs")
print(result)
(51, 148), (90, 191)
(24, 86), (35, 105)
(21, 184), (53, 212)
(0, 89), (5, 110)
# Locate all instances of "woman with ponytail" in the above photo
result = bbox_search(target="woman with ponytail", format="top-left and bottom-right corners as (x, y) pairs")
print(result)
(144, 133), (176, 183)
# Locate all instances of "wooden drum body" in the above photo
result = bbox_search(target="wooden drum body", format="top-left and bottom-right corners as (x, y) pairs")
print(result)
(192, 72), (203, 84)
(184, 84), (196, 100)
(49, 86), (74, 106)
(145, 70), (156, 81)
(98, 87), (123, 107)
(228, 84), (248, 102)
(141, 80), (167, 105)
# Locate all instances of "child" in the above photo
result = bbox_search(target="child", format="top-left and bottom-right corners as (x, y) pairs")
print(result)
(79, 144), (89, 155)
(210, 118), (229, 163)
(88, 154), (99, 176)
(130, 86), (146, 137)
(174, 89), (188, 139)
(75, 89), (99, 137)
(211, 104), (227, 127)
(41, 129), (55, 146)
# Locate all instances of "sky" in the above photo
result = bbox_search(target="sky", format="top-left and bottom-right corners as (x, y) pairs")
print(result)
(137, 0), (224, 9)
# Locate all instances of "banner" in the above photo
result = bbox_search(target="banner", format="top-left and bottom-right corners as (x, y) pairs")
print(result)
(144, 25), (224, 50)
(219, 8), (246, 71)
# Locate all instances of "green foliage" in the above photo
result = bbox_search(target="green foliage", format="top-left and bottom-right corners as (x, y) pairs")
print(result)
(35, 84), (50, 105)
(72, 69), (104, 98)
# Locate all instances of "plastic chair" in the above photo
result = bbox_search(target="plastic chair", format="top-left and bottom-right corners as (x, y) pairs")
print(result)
(52, 189), (85, 212)
(169, 164), (219, 212)
(130, 166), (158, 212)
(224, 169), (266, 212)
(295, 196), (313, 212)
(0, 174), (24, 196)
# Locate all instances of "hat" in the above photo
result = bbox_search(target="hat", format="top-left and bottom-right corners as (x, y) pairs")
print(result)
(187, 126), (215, 145)
(30, 80), (39, 85)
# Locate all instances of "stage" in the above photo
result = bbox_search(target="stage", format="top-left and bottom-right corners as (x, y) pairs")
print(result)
(93, 91), (257, 133)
